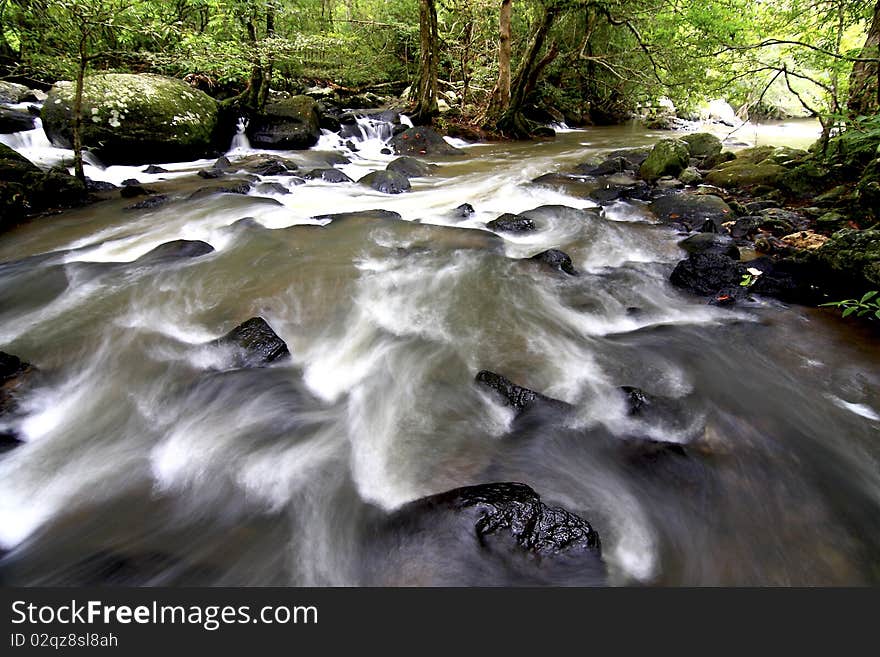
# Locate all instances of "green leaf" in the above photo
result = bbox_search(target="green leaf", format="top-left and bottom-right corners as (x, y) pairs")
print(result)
(859, 291), (878, 304)
(875, 309), (880, 320)
(842, 307), (856, 318)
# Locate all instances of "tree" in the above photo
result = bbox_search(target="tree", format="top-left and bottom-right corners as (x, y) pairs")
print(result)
(410, 0), (439, 124)
(483, 0), (513, 125)
(848, 0), (880, 116)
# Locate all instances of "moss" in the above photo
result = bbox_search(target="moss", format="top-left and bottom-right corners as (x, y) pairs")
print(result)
(639, 138), (690, 181)
(780, 161), (832, 197)
(681, 132), (722, 159)
(704, 161), (787, 188)
(817, 229), (880, 287)
(42, 73), (219, 164)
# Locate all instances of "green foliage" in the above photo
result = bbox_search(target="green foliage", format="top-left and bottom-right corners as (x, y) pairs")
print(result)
(820, 290), (880, 319)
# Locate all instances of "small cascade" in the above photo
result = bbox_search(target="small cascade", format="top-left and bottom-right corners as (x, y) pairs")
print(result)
(0, 117), (73, 168)
(399, 114), (414, 128)
(228, 117), (251, 152)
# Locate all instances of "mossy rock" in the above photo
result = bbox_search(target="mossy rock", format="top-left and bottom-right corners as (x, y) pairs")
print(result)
(247, 95), (322, 150)
(639, 138), (690, 181)
(779, 160), (832, 198)
(42, 73), (219, 164)
(704, 160), (787, 189)
(816, 229), (880, 287)
(681, 133), (722, 159)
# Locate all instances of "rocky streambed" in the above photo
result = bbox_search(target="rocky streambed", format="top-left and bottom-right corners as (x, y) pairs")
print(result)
(0, 77), (879, 585)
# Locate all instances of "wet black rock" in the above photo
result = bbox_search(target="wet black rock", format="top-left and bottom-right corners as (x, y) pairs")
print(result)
(85, 178), (117, 192)
(745, 256), (824, 304)
(487, 213), (536, 233)
(236, 155), (299, 176)
(650, 193), (734, 232)
(125, 195), (168, 210)
(0, 107), (36, 133)
(387, 482), (602, 557)
(678, 233), (740, 260)
(212, 156), (231, 171)
(1, 351), (37, 451)
(214, 317), (290, 368)
(246, 95), (321, 150)
(135, 240), (214, 264)
(386, 156), (437, 178)
(390, 126), (463, 157)
(142, 165), (168, 174)
(305, 168), (353, 183)
(670, 253), (746, 297)
(575, 156), (632, 176)
(197, 168), (224, 179)
(454, 203), (475, 217)
(530, 249), (578, 275)
(359, 170), (411, 194)
(475, 370), (570, 415)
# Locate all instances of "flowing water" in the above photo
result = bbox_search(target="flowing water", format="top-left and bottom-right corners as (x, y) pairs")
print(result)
(0, 115), (878, 586)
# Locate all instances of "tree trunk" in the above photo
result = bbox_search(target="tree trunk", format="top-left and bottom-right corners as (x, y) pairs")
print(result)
(484, 0), (513, 125)
(411, 0), (439, 125)
(847, 0), (880, 117)
(496, 6), (559, 138)
(72, 40), (87, 184)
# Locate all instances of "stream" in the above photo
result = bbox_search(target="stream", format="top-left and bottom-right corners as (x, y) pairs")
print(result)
(1, 115), (879, 586)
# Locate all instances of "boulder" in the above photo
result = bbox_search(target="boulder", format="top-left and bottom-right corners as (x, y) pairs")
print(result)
(246, 95), (321, 150)
(670, 253), (746, 297)
(386, 156), (437, 177)
(639, 138), (690, 181)
(390, 126), (463, 156)
(649, 193), (733, 231)
(679, 167), (703, 185)
(0, 81), (33, 104)
(234, 154), (300, 176)
(359, 170), (411, 194)
(0, 107), (36, 133)
(705, 160), (786, 189)
(213, 317), (290, 368)
(530, 249), (578, 275)
(681, 132), (722, 159)
(816, 229), (880, 287)
(678, 233), (740, 259)
(42, 73), (220, 164)
(486, 213), (536, 233)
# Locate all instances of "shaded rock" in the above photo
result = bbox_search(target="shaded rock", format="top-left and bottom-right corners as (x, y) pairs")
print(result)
(649, 193), (733, 231)
(359, 170), (411, 194)
(678, 233), (740, 259)
(213, 317), (290, 368)
(816, 229), (880, 287)
(134, 240), (214, 264)
(575, 156), (631, 176)
(746, 256), (824, 304)
(186, 183), (251, 201)
(487, 213), (535, 233)
(125, 195), (169, 210)
(679, 167), (703, 185)
(604, 147), (650, 167)
(142, 164), (168, 174)
(197, 168), (224, 179)
(120, 185), (152, 199)
(390, 126), (463, 156)
(86, 178), (117, 192)
(0, 107), (36, 133)
(670, 253), (746, 296)
(305, 168), (352, 183)
(681, 132), (722, 159)
(42, 73), (219, 164)
(0, 81), (33, 104)
(247, 95), (321, 150)
(386, 156), (437, 177)
(311, 209), (402, 223)
(1, 351), (37, 451)
(530, 249), (578, 275)
(702, 150), (736, 170)
(639, 138), (690, 181)
(475, 370), (570, 414)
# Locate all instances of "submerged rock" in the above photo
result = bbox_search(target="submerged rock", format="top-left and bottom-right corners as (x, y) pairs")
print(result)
(475, 371), (570, 415)
(530, 249), (578, 275)
(246, 95), (321, 150)
(125, 195), (169, 210)
(390, 127), (463, 156)
(42, 73), (220, 164)
(359, 170), (411, 194)
(135, 240), (214, 264)
(214, 317), (290, 368)
(453, 203), (475, 217)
